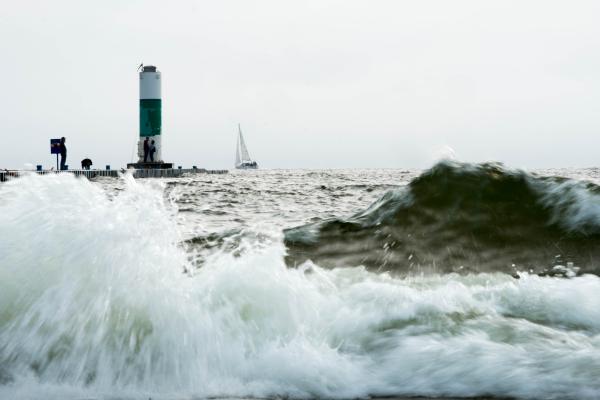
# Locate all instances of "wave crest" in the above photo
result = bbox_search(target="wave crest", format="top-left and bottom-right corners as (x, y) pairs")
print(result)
(284, 161), (600, 275)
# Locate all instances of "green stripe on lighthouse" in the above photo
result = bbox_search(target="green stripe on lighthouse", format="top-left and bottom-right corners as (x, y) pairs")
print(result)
(140, 99), (161, 137)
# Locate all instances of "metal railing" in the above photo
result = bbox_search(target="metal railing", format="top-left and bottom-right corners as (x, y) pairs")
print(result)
(0, 168), (228, 182)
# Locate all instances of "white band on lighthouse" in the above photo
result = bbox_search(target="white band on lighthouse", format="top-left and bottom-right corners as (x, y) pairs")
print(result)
(140, 72), (161, 99)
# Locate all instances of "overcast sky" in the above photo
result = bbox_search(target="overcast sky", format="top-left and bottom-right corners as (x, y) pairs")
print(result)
(1, 0), (599, 170)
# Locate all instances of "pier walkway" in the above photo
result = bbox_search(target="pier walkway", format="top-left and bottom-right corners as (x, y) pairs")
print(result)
(0, 168), (228, 182)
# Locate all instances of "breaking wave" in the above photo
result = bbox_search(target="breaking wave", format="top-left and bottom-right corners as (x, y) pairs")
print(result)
(285, 161), (600, 276)
(1, 171), (600, 399)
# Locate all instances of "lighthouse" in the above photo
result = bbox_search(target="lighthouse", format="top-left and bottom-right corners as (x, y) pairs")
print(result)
(128, 64), (172, 169)
(139, 65), (162, 162)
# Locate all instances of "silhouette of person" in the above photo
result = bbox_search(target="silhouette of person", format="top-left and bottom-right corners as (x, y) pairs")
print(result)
(81, 158), (92, 170)
(59, 137), (67, 170)
(143, 137), (150, 162)
(150, 140), (156, 162)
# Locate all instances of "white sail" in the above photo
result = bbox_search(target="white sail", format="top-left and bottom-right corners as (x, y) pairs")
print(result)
(238, 124), (252, 163)
(235, 131), (241, 166)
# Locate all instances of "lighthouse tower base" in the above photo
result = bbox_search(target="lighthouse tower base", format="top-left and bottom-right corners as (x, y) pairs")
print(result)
(127, 135), (173, 169)
(127, 162), (174, 169)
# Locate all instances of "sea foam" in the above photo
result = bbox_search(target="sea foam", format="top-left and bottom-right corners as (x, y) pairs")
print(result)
(1, 173), (600, 399)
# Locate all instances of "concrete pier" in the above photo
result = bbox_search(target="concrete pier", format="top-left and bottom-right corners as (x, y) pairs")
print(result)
(0, 168), (228, 182)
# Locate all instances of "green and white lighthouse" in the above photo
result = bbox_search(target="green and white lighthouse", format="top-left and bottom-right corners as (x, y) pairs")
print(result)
(138, 65), (162, 162)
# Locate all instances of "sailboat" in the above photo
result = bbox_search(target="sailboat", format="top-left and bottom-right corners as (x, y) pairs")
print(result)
(235, 124), (258, 169)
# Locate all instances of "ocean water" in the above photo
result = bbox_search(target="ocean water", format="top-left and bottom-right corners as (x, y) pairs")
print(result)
(1, 162), (600, 400)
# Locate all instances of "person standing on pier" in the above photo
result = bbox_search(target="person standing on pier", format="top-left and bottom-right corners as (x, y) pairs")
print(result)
(143, 137), (150, 162)
(149, 140), (156, 162)
(59, 137), (67, 170)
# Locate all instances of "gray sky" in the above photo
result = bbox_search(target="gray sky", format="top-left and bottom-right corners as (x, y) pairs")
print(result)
(1, 0), (599, 170)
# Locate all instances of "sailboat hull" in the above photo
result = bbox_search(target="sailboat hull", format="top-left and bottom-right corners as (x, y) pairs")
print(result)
(235, 163), (258, 170)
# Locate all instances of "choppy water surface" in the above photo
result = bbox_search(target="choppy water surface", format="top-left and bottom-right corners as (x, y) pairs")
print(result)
(1, 163), (600, 400)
